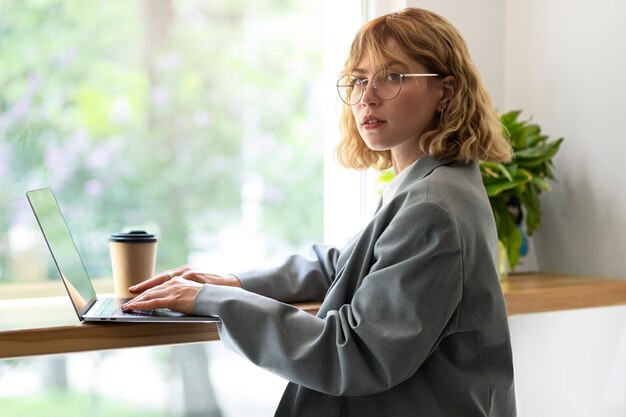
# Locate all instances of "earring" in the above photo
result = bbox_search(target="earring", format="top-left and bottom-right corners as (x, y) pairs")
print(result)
(439, 107), (444, 120)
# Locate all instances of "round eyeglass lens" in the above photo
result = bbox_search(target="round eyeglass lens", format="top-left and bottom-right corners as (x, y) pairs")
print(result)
(337, 75), (362, 106)
(373, 70), (403, 100)
(336, 70), (406, 105)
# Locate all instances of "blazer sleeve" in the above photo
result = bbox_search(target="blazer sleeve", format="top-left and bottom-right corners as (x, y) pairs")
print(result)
(194, 202), (463, 396)
(234, 244), (340, 303)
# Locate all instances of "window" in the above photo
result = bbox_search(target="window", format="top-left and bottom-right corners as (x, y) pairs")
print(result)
(0, 0), (362, 299)
(1, 1), (365, 416)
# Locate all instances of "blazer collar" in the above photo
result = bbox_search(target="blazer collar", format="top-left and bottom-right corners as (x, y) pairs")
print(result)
(394, 155), (454, 194)
(374, 156), (454, 213)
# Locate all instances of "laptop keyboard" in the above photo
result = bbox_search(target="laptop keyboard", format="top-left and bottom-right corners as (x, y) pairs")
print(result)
(94, 297), (159, 317)
(94, 297), (124, 316)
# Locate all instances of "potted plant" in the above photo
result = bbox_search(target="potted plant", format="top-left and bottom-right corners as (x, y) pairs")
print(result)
(480, 110), (563, 276)
(377, 110), (563, 277)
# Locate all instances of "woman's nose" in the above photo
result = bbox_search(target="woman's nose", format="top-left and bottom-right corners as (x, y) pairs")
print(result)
(360, 80), (380, 105)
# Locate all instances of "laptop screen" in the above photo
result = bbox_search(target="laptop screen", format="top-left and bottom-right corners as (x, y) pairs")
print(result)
(27, 188), (97, 318)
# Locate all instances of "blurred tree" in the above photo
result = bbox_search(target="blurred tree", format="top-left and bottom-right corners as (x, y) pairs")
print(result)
(0, 0), (324, 282)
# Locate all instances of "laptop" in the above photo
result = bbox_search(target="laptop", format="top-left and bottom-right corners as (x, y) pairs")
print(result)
(26, 187), (218, 323)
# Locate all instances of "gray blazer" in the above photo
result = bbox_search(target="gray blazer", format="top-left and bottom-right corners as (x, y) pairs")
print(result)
(195, 156), (516, 416)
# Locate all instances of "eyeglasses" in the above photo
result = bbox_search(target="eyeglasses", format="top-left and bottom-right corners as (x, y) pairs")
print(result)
(337, 69), (439, 106)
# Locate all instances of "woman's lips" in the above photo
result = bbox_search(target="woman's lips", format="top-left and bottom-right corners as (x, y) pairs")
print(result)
(362, 116), (386, 130)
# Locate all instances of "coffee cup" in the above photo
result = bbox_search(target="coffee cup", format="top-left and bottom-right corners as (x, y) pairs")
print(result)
(109, 230), (158, 298)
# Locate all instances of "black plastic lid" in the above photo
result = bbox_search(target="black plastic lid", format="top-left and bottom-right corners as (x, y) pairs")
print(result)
(109, 230), (157, 243)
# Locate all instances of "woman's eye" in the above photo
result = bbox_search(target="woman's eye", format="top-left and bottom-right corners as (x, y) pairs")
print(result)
(385, 72), (402, 82)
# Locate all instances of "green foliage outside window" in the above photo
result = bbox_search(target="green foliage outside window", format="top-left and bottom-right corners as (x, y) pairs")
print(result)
(0, 0), (324, 283)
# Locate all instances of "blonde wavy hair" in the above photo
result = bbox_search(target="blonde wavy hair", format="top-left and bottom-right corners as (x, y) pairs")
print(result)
(336, 8), (513, 170)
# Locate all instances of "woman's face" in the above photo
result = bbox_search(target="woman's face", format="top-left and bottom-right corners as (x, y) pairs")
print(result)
(350, 38), (445, 172)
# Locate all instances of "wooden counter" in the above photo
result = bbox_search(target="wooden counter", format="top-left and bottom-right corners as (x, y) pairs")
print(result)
(2, 273), (626, 359)
(502, 273), (626, 315)
(0, 299), (319, 359)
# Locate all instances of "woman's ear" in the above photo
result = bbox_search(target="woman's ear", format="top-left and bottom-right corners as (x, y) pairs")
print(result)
(440, 75), (457, 110)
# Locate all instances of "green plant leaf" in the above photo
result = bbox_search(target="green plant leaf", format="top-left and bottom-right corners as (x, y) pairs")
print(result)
(378, 169), (394, 184)
(501, 110), (522, 126)
(526, 132), (548, 148)
(485, 179), (523, 197)
(484, 169), (532, 197)
(480, 161), (513, 181)
(531, 176), (552, 192)
(515, 141), (559, 160)
(492, 198), (523, 268)
(520, 186), (541, 235)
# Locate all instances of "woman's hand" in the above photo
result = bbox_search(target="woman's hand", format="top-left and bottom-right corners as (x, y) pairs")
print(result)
(121, 265), (241, 314)
(121, 276), (203, 314)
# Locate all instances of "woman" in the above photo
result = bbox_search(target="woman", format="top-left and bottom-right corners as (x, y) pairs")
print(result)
(124, 8), (516, 416)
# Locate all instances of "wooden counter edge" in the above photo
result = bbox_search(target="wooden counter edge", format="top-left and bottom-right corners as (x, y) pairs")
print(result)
(0, 322), (220, 359)
(3, 277), (626, 359)
(503, 275), (626, 316)
(0, 302), (321, 360)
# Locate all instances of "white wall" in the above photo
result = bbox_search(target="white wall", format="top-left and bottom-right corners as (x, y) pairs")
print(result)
(504, 0), (626, 279)
(509, 305), (626, 417)
(502, 2), (626, 415)
(407, 0), (507, 109)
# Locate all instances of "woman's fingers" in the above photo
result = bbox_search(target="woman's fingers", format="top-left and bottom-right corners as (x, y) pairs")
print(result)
(129, 272), (170, 294)
(123, 276), (203, 314)
(125, 285), (169, 306)
(129, 265), (191, 294)
(123, 296), (169, 312)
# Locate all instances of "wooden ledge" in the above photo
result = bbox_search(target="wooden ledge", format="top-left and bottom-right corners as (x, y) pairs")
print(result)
(502, 273), (626, 315)
(1, 321), (220, 358)
(0, 301), (320, 359)
(2, 274), (626, 359)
